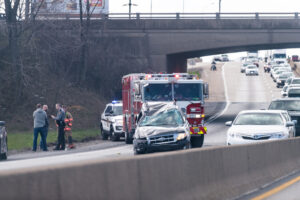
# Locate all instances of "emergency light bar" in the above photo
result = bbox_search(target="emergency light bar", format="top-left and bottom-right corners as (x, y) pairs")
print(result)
(143, 73), (196, 80)
(112, 100), (122, 104)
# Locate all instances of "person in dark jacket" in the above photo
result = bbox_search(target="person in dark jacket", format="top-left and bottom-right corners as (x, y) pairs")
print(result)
(51, 103), (66, 150)
(33, 104), (48, 151)
(40, 105), (49, 150)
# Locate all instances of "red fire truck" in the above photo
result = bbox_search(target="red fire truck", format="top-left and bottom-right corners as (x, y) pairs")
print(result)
(122, 73), (209, 147)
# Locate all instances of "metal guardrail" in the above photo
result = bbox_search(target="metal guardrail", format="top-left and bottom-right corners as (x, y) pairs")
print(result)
(37, 12), (300, 20)
(105, 12), (300, 20)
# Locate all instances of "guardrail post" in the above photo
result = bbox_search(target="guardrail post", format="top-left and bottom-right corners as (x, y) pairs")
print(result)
(101, 14), (109, 20)
(136, 13), (140, 20)
(176, 13), (180, 19)
(295, 12), (299, 19)
(216, 13), (220, 19)
(255, 13), (259, 20)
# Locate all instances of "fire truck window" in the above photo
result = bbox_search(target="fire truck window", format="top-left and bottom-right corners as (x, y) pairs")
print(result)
(144, 84), (172, 101)
(174, 83), (202, 101)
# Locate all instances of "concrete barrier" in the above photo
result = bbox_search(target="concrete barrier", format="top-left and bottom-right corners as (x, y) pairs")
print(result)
(1, 138), (300, 200)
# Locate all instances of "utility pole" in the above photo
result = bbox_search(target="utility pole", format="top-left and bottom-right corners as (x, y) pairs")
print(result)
(219, 0), (222, 13)
(123, 0), (137, 19)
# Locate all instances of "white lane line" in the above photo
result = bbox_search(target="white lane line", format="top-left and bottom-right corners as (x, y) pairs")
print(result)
(206, 63), (231, 125)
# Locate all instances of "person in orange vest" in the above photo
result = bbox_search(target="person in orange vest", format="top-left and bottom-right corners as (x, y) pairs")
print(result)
(63, 105), (75, 149)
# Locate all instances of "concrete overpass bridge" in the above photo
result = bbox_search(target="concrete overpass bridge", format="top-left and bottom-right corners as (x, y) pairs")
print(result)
(86, 12), (300, 72)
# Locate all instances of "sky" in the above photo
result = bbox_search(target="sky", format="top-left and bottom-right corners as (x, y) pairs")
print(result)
(109, 0), (300, 13)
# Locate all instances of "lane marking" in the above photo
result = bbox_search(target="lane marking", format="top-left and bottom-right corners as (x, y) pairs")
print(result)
(206, 62), (231, 125)
(251, 175), (300, 200)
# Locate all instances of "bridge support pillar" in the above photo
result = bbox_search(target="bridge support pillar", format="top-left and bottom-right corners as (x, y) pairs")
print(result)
(167, 54), (188, 73)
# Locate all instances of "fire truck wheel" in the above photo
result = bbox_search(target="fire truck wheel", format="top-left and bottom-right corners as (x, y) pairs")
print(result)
(191, 135), (204, 148)
(125, 132), (133, 144)
(100, 124), (108, 140)
(110, 128), (120, 141)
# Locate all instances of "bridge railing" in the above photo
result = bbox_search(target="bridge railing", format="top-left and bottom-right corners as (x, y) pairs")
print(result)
(35, 12), (300, 20)
(105, 12), (299, 20)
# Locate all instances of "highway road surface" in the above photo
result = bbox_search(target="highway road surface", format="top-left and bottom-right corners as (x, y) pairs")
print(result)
(0, 61), (282, 172)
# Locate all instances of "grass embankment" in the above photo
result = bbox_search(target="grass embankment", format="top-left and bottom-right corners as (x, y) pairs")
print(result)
(8, 129), (100, 151)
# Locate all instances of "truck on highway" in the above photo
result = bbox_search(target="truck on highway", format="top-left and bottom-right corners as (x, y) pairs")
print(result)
(122, 73), (209, 147)
(272, 49), (287, 64)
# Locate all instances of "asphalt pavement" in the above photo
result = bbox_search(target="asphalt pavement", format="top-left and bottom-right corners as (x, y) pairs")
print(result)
(0, 61), (282, 172)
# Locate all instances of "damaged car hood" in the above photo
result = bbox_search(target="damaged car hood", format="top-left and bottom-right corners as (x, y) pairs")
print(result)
(135, 126), (186, 138)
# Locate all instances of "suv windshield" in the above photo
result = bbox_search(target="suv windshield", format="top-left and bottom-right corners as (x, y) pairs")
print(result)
(112, 106), (123, 116)
(139, 109), (184, 127)
(144, 84), (172, 101)
(269, 100), (300, 111)
(234, 113), (283, 125)
(174, 83), (203, 101)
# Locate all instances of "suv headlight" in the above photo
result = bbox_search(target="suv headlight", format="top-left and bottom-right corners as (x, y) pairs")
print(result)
(176, 133), (187, 141)
(116, 119), (123, 126)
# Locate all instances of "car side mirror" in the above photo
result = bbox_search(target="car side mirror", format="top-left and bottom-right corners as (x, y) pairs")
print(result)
(292, 120), (298, 125)
(0, 121), (5, 126)
(225, 121), (232, 126)
(286, 122), (294, 127)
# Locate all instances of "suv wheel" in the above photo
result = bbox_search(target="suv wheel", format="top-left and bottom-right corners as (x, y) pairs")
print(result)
(110, 127), (120, 141)
(100, 124), (108, 140)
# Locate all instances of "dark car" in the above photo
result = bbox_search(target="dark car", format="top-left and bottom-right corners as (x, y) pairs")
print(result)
(268, 99), (300, 136)
(0, 121), (7, 160)
(133, 103), (190, 154)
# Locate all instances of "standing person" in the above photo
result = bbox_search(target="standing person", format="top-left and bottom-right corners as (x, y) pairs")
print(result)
(51, 103), (66, 150)
(63, 105), (75, 149)
(33, 104), (48, 151)
(40, 105), (49, 150)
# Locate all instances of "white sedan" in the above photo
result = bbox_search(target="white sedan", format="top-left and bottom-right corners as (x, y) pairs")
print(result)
(245, 65), (259, 76)
(225, 110), (295, 145)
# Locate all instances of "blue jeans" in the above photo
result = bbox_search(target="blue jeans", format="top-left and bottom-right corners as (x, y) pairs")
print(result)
(40, 127), (48, 149)
(33, 127), (47, 151)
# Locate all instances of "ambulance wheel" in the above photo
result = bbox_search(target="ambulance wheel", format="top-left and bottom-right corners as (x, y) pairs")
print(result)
(100, 124), (108, 140)
(125, 132), (133, 144)
(191, 135), (204, 148)
(110, 128), (120, 141)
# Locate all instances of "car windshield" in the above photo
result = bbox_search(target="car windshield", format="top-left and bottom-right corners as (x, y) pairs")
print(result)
(174, 83), (203, 101)
(289, 89), (300, 94)
(247, 66), (256, 69)
(139, 109), (184, 127)
(291, 79), (300, 84)
(274, 54), (286, 59)
(279, 74), (289, 79)
(234, 113), (283, 125)
(112, 106), (123, 116)
(144, 84), (172, 101)
(269, 100), (300, 111)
